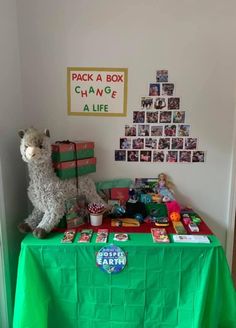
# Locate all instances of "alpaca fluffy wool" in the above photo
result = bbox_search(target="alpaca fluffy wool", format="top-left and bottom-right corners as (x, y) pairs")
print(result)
(19, 128), (105, 233)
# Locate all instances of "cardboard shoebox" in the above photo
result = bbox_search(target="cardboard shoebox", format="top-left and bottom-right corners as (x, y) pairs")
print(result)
(77, 157), (96, 176)
(53, 161), (77, 179)
(52, 141), (95, 162)
(54, 158), (97, 178)
(110, 187), (129, 205)
(76, 141), (95, 159)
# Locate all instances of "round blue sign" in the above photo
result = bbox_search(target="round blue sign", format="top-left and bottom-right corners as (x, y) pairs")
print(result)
(96, 244), (127, 274)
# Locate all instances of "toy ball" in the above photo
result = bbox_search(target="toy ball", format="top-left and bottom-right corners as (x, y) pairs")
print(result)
(170, 211), (181, 222)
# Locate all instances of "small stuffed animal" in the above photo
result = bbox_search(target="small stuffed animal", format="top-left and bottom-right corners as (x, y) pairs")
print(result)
(18, 127), (106, 238)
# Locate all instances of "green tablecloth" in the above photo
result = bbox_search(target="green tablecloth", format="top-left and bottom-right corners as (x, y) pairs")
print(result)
(13, 233), (236, 328)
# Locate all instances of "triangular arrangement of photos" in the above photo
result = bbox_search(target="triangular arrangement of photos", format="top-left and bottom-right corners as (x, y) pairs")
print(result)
(115, 69), (205, 163)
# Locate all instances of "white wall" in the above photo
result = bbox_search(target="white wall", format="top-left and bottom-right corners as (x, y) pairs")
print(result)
(0, 0), (28, 326)
(16, 0), (236, 249)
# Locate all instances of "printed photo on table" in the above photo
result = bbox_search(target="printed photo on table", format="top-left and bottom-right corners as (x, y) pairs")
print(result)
(160, 111), (172, 123)
(168, 97), (180, 110)
(125, 125), (137, 136)
(120, 138), (131, 149)
(192, 151), (205, 162)
(162, 83), (174, 96)
(141, 97), (153, 109)
(185, 138), (197, 150)
(153, 150), (165, 162)
(138, 125), (150, 136)
(133, 111), (145, 123)
(179, 151), (191, 163)
(173, 111), (185, 123)
(154, 97), (166, 110)
(151, 125), (163, 136)
(140, 151), (152, 162)
(156, 70), (168, 82)
(149, 83), (161, 96)
(158, 138), (170, 149)
(171, 138), (184, 150)
(132, 138), (144, 149)
(145, 138), (157, 149)
(166, 151), (178, 162)
(146, 112), (159, 123)
(127, 150), (139, 162)
(115, 150), (126, 161)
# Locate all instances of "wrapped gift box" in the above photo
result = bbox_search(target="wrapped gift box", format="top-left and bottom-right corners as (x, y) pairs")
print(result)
(77, 157), (96, 176)
(53, 161), (77, 179)
(111, 187), (130, 205)
(52, 141), (94, 162)
(52, 143), (76, 162)
(75, 141), (94, 159)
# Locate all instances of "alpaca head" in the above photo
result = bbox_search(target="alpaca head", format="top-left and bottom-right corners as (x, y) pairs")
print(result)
(19, 128), (51, 164)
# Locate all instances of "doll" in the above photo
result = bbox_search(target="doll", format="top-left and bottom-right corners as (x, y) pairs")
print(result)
(154, 173), (175, 201)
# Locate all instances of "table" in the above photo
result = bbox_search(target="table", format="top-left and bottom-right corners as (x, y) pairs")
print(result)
(13, 233), (236, 328)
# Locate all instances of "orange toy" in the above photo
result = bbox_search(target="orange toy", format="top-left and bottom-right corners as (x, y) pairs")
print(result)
(169, 211), (181, 222)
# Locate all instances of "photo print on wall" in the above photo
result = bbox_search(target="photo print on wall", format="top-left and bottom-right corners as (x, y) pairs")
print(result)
(114, 69), (206, 163)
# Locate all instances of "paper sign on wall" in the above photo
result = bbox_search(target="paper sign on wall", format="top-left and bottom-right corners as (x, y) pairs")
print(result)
(67, 67), (128, 116)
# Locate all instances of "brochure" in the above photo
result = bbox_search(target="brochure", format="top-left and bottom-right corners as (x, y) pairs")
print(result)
(173, 235), (210, 243)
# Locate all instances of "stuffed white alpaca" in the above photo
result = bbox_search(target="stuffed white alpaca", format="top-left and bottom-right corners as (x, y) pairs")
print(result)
(18, 127), (105, 238)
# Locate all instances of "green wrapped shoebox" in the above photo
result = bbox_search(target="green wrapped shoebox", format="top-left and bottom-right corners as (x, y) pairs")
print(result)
(145, 202), (168, 218)
(52, 143), (76, 162)
(54, 160), (77, 179)
(52, 141), (95, 162)
(77, 157), (96, 176)
(75, 141), (94, 159)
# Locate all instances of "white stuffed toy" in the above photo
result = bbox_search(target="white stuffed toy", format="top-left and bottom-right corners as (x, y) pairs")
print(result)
(18, 127), (105, 238)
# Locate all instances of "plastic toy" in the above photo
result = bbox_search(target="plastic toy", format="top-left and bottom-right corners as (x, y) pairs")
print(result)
(154, 173), (175, 201)
(154, 217), (169, 227)
(169, 211), (181, 222)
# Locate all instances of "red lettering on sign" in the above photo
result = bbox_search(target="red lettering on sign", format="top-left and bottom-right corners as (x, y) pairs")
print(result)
(96, 89), (103, 96)
(96, 74), (102, 82)
(111, 91), (117, 98)
(71, 73), (93, 81)
(106, 74), (123, 82)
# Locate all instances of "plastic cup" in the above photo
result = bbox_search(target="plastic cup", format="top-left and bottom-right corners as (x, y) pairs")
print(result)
(90, 213), (103, 226)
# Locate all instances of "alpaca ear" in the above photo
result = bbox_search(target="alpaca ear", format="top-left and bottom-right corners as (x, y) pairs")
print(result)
(18, 130), (25, 138)
(44, 129), (50, 138)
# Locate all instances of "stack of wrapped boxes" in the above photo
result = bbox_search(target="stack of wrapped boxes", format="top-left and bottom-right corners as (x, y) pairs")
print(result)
(52, 141), (96, 180)
(51, 140), (96, 229)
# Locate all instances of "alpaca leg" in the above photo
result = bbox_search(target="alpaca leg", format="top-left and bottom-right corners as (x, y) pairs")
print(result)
(78, 176), (107, 205)
(18, 207), (43, 233)
(34, 207), (64, 238)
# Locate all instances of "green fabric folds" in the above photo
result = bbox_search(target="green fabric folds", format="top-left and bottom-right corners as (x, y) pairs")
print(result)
(13, 233), (236, 328)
